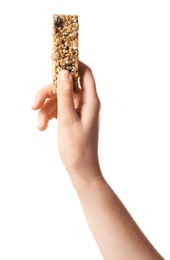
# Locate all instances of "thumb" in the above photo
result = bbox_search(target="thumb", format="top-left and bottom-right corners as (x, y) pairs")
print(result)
(57, 70), (77, 122)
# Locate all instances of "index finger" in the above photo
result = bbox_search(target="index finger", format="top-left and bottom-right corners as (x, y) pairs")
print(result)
(79, 61), (100, 108)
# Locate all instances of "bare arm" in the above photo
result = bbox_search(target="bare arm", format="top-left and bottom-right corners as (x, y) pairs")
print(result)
(32, 61), (164, 260)
(71, 172), (163, 260)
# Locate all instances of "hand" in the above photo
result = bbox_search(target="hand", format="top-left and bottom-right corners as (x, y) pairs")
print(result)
(32, 62), (164, 260)
(32, 61), (101, 185)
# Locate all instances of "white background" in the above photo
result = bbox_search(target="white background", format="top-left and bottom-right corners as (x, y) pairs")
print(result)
(0, 0), (170, 259)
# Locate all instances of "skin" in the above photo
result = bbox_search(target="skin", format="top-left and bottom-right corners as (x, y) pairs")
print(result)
(32, 61), (164, 260)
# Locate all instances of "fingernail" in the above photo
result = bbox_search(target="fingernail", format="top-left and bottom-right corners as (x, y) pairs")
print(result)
(37, 118), (43, 128)
(58, 70), (70, 80)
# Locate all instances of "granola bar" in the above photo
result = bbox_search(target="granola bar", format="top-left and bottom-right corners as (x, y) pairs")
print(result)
(52, 14), (79, 93)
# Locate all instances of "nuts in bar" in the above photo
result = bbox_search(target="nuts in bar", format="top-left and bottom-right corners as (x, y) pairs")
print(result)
(52, 14), (79, 93)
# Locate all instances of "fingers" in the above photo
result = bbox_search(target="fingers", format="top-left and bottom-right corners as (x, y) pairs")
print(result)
(57, 70), (79, 123)
(37, 96), (57, 130)
(80, 61), (100, 103)
(31, 83), (55, 110)
(79, 61), (100, 115)
(32, 60), (100, 130)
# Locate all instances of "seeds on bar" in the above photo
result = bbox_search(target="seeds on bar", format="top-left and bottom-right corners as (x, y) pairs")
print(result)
(52, 14), (79, 93)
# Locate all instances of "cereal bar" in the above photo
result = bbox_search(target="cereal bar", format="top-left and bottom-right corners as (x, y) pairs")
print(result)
(52, 14), (79, 93)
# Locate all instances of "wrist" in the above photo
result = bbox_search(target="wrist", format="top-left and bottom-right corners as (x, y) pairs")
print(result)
(68, 162), (103, 193)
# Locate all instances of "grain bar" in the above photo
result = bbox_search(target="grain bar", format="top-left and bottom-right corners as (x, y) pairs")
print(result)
(52, 14), (79, 93)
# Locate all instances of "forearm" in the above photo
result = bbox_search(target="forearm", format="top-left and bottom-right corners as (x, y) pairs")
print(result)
(32, 64), (164, 259)
(71, 167), (164, 260)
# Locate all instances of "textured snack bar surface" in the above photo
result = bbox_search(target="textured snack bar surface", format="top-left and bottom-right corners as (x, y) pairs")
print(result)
(52, 14), (79, 93)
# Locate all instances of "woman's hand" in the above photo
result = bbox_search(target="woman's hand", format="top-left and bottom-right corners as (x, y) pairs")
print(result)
(32, 61), (101, 186)
(32, 61), (164, 260)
